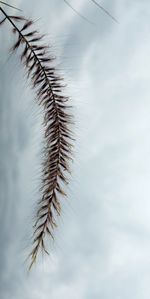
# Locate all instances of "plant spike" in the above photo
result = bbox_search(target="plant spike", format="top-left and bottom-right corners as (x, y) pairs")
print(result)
(0, 6), (73, 269)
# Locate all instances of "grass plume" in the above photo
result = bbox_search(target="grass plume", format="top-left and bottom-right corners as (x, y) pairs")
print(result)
(0, 6), (73, 269)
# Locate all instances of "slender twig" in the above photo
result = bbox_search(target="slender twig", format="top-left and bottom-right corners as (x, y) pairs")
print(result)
(0, 6), (73, 269)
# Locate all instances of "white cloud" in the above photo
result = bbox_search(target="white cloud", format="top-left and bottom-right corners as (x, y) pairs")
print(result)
(1, 1), (150, 298)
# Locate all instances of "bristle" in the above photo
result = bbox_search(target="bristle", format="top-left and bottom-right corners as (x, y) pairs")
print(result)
(9, 15), (26, 21)
(0, 17), (6, 25)
(21, 20), (33, 31)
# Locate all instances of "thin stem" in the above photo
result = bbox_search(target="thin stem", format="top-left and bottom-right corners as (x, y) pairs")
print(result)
(64, 0), (95, 26)
(0, 1), (22, 11)
(90, 0), (119, 24)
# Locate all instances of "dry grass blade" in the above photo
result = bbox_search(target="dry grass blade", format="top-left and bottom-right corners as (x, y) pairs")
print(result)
(0, 6), (73, 269)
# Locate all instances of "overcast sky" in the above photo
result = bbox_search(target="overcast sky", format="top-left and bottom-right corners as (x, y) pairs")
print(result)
(1, 0), (150, 298)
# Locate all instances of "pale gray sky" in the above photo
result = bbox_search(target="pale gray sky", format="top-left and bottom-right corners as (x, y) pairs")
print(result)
(1, 1), (150, 298)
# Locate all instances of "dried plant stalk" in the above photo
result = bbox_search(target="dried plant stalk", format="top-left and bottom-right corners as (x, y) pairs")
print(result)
(0, 7), (73, 269)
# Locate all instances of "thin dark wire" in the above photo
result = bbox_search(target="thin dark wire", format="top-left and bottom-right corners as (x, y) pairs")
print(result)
(0, 1), (22, 11)
(90, 0), (118, 23)
(64, 0), (95, 26)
